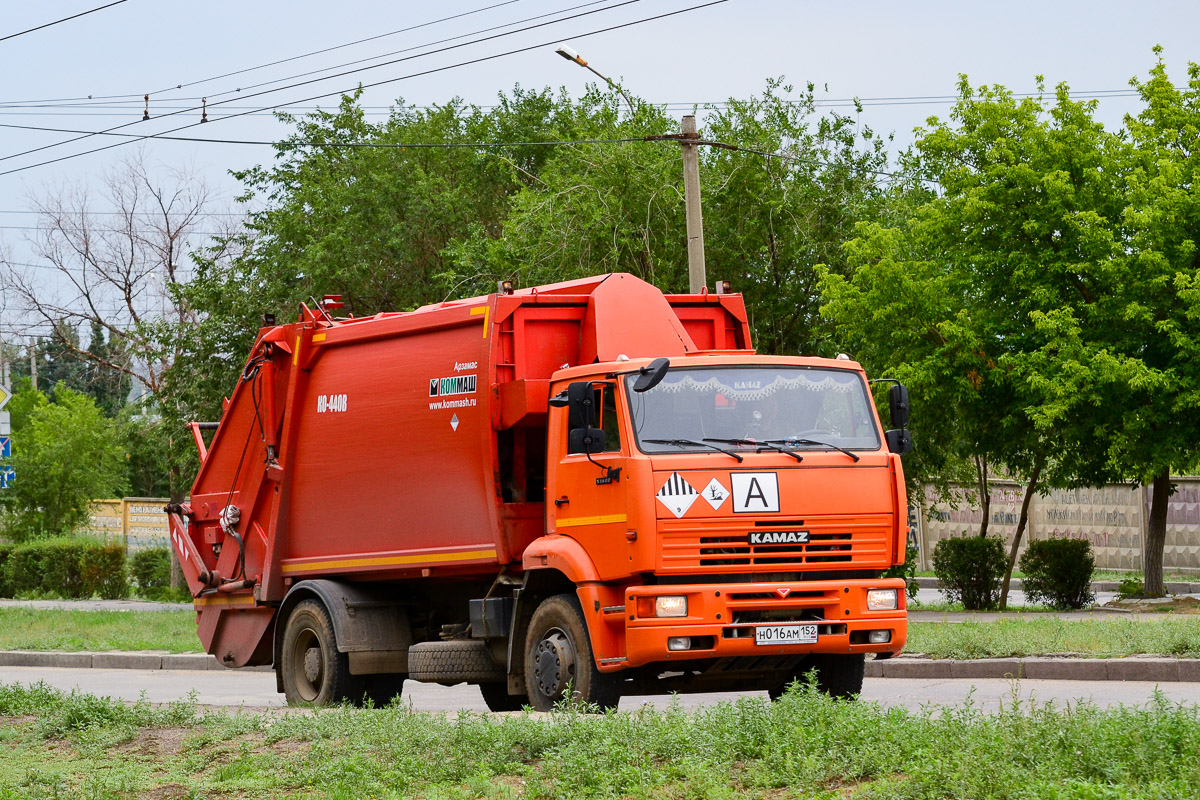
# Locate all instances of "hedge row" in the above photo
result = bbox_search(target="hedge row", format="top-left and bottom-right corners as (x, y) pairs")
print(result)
(0, 541), (180, 601)
(2, 538), (128, 599)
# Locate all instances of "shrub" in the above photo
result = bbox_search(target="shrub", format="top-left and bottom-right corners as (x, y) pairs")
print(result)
(0, 543), (13, 597)
(129, 548), (171, 596)
(932, 535), (1007, 610)
(80, 542), (129, 600)
(1118, 574), (1147, 599)
(6, 538), (128, 599)
(883, 545), (920, 602)
(1018, 538), (1096, 610)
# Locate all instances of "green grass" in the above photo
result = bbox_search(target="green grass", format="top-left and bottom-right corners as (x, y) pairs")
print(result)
(5, 608), (1200, 661)
(2, 681), (1199, 799)
(909, 616), (1200, 659)
(0, 608), (201, 653)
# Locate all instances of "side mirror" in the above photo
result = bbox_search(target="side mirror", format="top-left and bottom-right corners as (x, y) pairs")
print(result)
(633, 358), (670, 393)
(565, 381), (598, 430)
(886, 428), (913, 456)
(888, 384), (910, 429)
(569, 427), (607, 454)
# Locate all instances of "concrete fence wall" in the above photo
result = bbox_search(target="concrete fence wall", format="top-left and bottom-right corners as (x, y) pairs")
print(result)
(914, 477), (1200, 574)
(80, 497), (171, 552)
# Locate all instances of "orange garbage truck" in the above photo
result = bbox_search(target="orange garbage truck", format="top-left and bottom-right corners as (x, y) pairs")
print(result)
(167, 273), (912, 709)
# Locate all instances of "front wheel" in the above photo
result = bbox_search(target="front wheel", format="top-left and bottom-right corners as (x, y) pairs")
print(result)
(280, 599), (356, 706)
(768, 653), (865, 701)
(524, 593), (620, 712)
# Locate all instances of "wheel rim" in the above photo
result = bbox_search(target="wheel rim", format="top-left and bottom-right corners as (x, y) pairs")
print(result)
(290, 626), (324, 702)
(532, 627), (576, 702)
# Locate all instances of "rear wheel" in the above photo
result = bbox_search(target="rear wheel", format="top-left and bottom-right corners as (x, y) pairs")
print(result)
(524, 593), (620, 712)
(768, 653), (865, 701)
(280, 599), (356, 706)
(478, 682), (527, 712)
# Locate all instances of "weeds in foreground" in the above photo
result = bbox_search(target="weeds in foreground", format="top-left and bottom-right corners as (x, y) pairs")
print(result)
(1, 681), (1199, 798)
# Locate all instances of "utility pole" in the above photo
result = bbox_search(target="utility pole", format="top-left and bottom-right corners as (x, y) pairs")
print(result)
(681, 115), (706, 293)
(29, 338), (37, 391)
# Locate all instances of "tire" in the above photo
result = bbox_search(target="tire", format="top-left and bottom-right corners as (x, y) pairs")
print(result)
(478, 682), (528, 712)
(354, 674), (406, 708)
(408, 640), (505, 684)
(280, 599), (357, 706)
(524, 593), (620, 712)
(768, 653), (865, 701)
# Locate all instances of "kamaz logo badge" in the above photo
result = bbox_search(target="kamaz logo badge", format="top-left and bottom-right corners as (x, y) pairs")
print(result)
(749, 530), (809, 545)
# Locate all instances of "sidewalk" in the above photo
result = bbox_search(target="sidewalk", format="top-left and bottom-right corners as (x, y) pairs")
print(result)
(0, 598), (192, 612)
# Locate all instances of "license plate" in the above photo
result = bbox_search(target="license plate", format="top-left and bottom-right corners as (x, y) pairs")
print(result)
(755, 624), (818, 645)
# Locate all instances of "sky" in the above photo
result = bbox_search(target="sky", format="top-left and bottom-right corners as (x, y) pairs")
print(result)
(2, 0), (1200, 340)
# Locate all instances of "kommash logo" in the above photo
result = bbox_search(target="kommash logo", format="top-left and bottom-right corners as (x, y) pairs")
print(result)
(429, 374), (477, 398)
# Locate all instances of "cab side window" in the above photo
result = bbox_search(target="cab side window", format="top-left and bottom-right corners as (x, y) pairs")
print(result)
(566, 383), (622, 454)
(598, 385), (621, 452)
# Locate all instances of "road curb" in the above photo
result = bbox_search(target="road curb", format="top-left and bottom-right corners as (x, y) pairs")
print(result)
(2, 649), (1195, 681)
(0, 651), (272, 672)
(865, 656), (1199, 682)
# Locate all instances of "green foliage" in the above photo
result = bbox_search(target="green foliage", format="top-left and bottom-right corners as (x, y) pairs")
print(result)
(822, 77), (1129, 504)
(3, 681), (1200, 798)
(0, 544), (12, 598)
(932, 535), (1007, 610)
(165, 81), (907, 480)
(79, 542), (129, 600)
(118, 409), (173, 498)
(3, 538), (128, 600)
(7, 321), (131, 415)
(1118, 575), (1147, 599)
(882, 545), (920, 601)
(1019, 538), (1096, 610)
(129, 547), (171, 597)
(0, 383), (129, 541)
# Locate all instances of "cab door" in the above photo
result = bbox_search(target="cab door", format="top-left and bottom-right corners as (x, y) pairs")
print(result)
(547, 380), (630, 579)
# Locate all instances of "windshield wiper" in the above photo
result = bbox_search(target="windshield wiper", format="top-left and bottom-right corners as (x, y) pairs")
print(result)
(768, 438), (861, 463)
(644, 438), (744, 462)
(703, 438), (803, 463)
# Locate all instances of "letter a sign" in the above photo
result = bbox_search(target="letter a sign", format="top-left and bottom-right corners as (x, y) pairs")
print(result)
(731, 472), (780, 513)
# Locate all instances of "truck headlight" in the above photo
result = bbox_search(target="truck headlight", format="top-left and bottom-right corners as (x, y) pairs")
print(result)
(638, 595), (688, 617)
(866, 589), (898, 611)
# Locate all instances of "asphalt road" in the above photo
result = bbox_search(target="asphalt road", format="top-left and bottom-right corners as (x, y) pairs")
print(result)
(4, 666), (1199, 713)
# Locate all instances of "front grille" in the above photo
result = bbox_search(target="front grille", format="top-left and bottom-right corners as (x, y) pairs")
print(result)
(659, 515), (890, 573)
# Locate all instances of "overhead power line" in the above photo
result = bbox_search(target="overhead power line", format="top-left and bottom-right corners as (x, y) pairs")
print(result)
(0, 120), (929, 187)
(0, 0), (729, 178)
(0, 0), (646, 167)
(0, 0), (130, 44)
(0, 0), (524, 104)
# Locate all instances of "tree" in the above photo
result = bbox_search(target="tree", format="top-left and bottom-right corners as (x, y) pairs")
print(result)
(0, 151), (220, 403)
(0, 383), (129, 541)
(1020, 52), (1200, 596)
(822, 77), (1131, 607)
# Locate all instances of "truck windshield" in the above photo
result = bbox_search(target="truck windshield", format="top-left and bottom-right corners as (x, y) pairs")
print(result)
(626, 366), (881, 454)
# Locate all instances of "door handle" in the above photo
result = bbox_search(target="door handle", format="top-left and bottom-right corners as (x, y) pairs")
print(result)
(554, 496), (569, 507)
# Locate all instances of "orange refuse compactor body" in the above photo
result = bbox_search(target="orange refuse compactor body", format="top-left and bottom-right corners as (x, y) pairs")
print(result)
(167, 273), (911, 708)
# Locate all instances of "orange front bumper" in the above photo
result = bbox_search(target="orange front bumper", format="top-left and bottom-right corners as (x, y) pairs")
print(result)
(599, 577), (907, 671)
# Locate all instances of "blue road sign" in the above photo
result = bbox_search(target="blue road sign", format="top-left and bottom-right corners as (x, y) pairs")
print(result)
(0, 437), (9, 459)
(0, 465), (13, 489)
